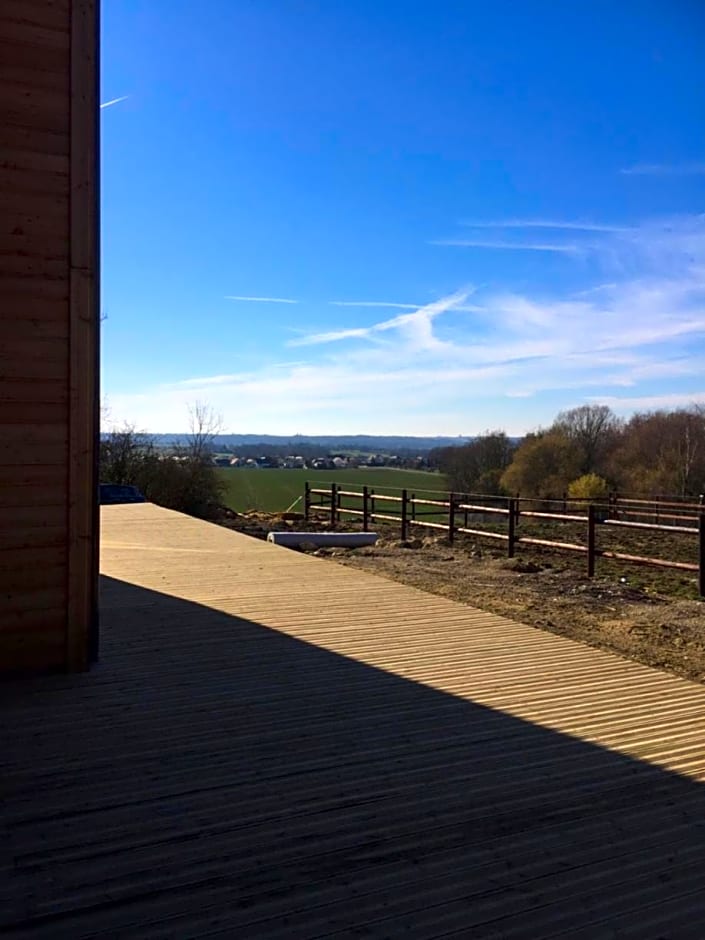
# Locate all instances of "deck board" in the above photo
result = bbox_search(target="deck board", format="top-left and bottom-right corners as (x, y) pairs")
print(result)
(2, 502), (705, 937)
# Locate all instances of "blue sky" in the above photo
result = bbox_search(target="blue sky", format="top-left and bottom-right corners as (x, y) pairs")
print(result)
(101, 0), (705, 435)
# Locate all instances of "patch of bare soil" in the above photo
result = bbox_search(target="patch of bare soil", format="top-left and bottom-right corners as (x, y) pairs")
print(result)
(217, 509), (705, 684)
(217, 508), (319, 540)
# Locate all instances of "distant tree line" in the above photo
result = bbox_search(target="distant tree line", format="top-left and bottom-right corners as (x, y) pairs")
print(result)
(429, 404), (705, 500)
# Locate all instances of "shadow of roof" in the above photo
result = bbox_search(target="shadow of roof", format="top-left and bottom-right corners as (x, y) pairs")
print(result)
(2, 570), (705, 938)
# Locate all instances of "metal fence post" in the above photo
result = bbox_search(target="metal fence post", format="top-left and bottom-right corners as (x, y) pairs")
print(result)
(362, 485), (369, 531)
(330, 482), (337, 526)
(401, 489), (408, 541)
(587, 503), (596, 578)
(304, 481), (310, 522)
(448, 492), (455, 543)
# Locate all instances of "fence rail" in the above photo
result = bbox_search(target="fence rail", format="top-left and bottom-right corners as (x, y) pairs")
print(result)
(304, 481), (705, 596)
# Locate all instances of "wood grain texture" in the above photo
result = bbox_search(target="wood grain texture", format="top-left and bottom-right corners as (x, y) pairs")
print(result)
(0, 544), (67, 571)
(0, 587), (67, 619)
(0, 627), (66, 673)
(0, 162), (69, 196)
(0, 121), (69, 156)
(0, 36), (68, 74)
(2, 62), (71, 94)
(0, 86), (71, 135)
(4, 503), (705, 936)
(0, 0), (76, 673)
(0, 17), (70, 50)
(0, 189), (68, 218)
(65, 0), (99, 671)
(1, 337), (69, 363)
(0, 402), (68, 425)
(0, 316), (69, 339)
(0, 562), (65, 591)
(2, 0), (70, 30)
(0, 526), (67, 551)
(0, 423), (66, 446)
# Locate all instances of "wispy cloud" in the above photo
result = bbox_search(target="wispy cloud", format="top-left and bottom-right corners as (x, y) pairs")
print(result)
(100, 95), (129, 110)
(432, 238), (581, 253)
(460, 219), (629, 233)
(225, 295), (299, 304)
(620, 162), (705, 176)
(330, 299), (483, 313)
(108, 215), (705, 435)
(290, 291), (469, 347)
(329, 301), (421, 309)
(289, 326), (373, 345)
(589, 392), (705, 410)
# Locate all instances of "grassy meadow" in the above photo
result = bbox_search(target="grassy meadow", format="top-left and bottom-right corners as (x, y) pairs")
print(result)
(216, 467), (447, 513)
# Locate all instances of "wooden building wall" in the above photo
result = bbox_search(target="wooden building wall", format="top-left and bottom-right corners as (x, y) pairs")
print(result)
(1, 0), (99, 673)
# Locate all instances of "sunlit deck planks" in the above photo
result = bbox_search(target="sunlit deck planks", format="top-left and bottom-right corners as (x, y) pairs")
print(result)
(2, 502), (705, 938)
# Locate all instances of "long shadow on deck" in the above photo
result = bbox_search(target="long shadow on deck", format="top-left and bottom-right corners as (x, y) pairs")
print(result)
(2, 575), (705, 939)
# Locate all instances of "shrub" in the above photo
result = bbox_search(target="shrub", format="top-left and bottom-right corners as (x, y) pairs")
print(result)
(100, 426), (224, 519)
(567, 473), (609, 500)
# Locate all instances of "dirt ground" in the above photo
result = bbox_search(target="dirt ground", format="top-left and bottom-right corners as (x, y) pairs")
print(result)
(218, 509), (705, 684)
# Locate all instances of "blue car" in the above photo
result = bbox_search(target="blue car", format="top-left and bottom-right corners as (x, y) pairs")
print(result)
(99, 483), (146, 505)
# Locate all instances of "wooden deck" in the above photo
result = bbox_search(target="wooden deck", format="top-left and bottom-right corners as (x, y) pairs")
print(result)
(2, 503), (705, 938)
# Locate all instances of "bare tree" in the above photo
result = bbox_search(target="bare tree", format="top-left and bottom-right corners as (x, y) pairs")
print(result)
(553, 404), (619, 475)
(185, 401), (224, 463)
(100, 423), (154, 484)
(610, 406), (705, 497)
(100, 397), (112, 429)
(433, 430), (515, 494)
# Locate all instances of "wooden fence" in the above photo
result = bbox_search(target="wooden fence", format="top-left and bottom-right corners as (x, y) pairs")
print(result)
(304, 482), (705, 596)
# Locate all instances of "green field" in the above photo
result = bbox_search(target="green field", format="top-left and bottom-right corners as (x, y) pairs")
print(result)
(217, 467), (447, 513)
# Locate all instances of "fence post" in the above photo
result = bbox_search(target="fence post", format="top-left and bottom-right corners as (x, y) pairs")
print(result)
(699, 499), (705, 598)
(448, 492), (455, 543)
(507, 497), (516, 558)
(370, 488), (375, 524)
(411, 492), (416, 522)
(587, 503), (596, 578)
(401, 489), (408, 541)
(330, 482), (337, 526)
(362, 485), (369, 532)
(304, 481), (311, 522)
(515, 493), (521, 528)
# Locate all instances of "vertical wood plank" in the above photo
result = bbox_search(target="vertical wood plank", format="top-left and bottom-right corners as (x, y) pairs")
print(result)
(448, 492), (455, 544)
(698, 506), (704, 598)
(587, 504), (596, 578)
(330, 482), (338, 526)
(66, 0), (99, 671)
(507, 497), (516, 558)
